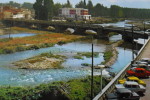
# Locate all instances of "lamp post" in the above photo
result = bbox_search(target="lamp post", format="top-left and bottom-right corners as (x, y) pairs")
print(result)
(134, 40), (138, 50)
(98, 65), (105, 92)
(85, 30), (97, 100)
(143, 21), (146, 43)
(91, 35), (94, 100)
(131, 24), (134, 60)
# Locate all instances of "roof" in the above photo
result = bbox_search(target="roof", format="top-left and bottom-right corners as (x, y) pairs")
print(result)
(124, 81), (138, 85)
(117, 88), (131, 93)
(127, 76), (139, 80)
(141, 58), (150, 60)
(134, 68), (145, 70)
(4, 9), (22, 14)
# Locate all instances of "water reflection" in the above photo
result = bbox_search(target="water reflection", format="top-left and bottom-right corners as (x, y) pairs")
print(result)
(0, 33), (36, 38)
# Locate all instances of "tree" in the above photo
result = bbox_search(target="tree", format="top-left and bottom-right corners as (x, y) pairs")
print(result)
(8, 1), (21, 8)
(33, 0), (43, 20)
(62, 0), (72, 8)
(87, 0), (93, 15)
(33, 0), (54, 20)
(75, 0), (84, 8)
(84, 0), (86, 8)
(44, 0), (54, 20)
(22, 2), (33, 9)
(53, 3), (62, 16)
(75, 0), (87, 8)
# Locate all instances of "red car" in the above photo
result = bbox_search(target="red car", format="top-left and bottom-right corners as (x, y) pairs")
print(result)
(127, 68), (150, 78)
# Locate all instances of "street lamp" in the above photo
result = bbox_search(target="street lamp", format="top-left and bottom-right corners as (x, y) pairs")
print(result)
(143, 21), (146, 43)
(85, 30), (97, 100)
(131, 24), (134, 60)
(97, 65), (105, 92)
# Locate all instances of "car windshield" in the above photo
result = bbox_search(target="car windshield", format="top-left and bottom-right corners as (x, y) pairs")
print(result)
(127, 79), (138, 82)
(118, 92), (131, 98)
(135, 70), (144, 73)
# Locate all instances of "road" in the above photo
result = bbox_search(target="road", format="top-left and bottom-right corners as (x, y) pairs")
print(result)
(137, 39), (150, 100)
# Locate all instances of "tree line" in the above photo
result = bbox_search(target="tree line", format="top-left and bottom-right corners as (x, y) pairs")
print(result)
(0, 1), (33, 9)
(33, 0), (150, 20)
(1, 0), (150, 20)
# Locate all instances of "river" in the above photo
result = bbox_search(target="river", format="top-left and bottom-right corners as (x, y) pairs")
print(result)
(0, 22), (134, 86)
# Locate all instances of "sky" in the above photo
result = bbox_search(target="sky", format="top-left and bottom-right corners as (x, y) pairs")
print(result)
(0, 0), (150, 9)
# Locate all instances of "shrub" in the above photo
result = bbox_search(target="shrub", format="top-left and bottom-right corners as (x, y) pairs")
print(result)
(3, 47), (15, 54)
(57, 41), (66, 45)
(74, 55), (84, 60)
(27, 45), (40, 50)
(15, 46), (26, 51)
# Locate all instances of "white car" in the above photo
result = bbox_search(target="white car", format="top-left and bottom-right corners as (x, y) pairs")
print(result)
(115, 81), (146, 94)
(145, 29), (150, 35)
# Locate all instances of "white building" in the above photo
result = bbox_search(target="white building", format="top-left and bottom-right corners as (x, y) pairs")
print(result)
(12, 13), (24, 19)
(59, 8), (91, 20)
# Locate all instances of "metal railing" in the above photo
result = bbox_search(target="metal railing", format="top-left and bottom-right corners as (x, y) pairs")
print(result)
(93, 39), (150, 100)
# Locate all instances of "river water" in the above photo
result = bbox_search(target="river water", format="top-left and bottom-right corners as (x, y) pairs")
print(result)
(0, 22), (134, 86)
(0, 33), (36, 38)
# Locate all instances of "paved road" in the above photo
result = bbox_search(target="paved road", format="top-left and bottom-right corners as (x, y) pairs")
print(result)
(137, 39), (150, 100)
(140, 79), (150, 100)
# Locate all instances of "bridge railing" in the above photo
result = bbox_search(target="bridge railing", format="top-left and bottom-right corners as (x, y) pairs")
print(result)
(93, 39), (150, 100)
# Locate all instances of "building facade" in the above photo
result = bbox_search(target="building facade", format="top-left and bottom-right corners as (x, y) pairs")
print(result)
(0, 6), (32, 19)
(59, 8), (91, 20)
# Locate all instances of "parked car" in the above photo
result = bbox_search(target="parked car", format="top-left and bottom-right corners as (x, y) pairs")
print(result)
(106, 88), (140, 100)
(135, 61), (148, 65)
(115, 81), (146, 94)
(140, 58), (150, 64)
(118, 76), (146, 86)
(145, 29), (150, 35)
(127, 68), (150, 77)
(138, 64), (150, 71)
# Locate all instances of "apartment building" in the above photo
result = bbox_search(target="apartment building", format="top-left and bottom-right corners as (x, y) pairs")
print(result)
(59, 8), (91, 20)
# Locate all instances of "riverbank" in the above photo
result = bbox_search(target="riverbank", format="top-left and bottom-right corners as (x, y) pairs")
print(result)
(0, 75), (109, 100)
(0, 28), (86, 54)
(101, 41), (123, 67)
(13, 53), (66, 69)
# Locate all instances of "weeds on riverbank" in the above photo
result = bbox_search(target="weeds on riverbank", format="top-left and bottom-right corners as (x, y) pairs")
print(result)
(11, 27), (50, 34)
(0, 76), (109, 100)
(77, 52), (99, 58)
(108, 32), (119, 37)
(103, 51), (113, 63)
(0, 33), (85, 54)
(73, 52), (99, 60)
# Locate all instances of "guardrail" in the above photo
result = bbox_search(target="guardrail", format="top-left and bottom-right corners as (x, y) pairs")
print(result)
(93, 39), (150, 100)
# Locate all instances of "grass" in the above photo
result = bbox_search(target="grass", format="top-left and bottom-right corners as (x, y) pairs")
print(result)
(73, 55), (84, 60)
(101, 51), (113, 64)
(77, 52), (99, 58)
(0, 76), (109, 100)
(81, 63), (91, 66)
(0, 29), (85, 54)
(108, 32), (119, 37)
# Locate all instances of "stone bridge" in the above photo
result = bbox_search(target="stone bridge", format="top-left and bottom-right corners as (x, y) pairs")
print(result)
(2, 19), (148, 42)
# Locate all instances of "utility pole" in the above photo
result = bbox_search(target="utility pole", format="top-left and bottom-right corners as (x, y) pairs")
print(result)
(91, 36), (94, 100)
(131, 24), (134, 61)
(143, 21), (145, 43)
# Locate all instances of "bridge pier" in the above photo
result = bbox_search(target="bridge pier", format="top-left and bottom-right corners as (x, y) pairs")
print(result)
(122, 35), (133, 42)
